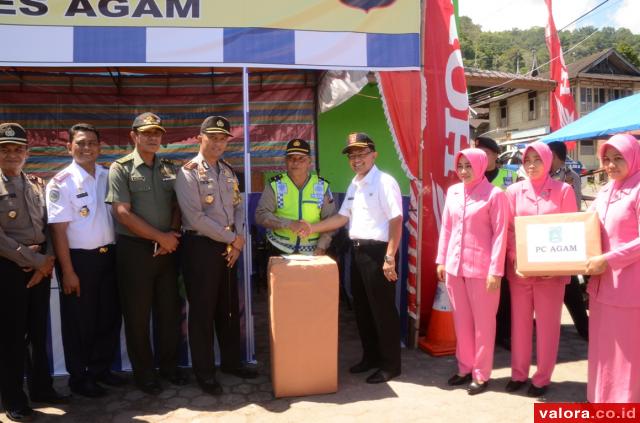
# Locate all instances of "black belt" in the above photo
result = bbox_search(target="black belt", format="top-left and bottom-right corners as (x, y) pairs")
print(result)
(116, 234), (155, 246)
(351, 239), (386, 247)
(184, 225), (235, 237)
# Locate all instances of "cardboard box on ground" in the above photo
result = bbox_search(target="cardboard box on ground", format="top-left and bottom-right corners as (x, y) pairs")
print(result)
(515, 212), (602, 277)
(268, 256), (339, 398)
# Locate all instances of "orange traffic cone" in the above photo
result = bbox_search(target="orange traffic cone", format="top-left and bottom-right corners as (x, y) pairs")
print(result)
(419, 281), (456, 356)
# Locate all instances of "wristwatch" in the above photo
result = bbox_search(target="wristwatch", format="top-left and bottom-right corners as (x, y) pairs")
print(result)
(384, 255), (394, 264)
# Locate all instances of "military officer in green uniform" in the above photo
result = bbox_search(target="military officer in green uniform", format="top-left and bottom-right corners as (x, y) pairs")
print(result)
(105, 113), (187, 395)
(175, 116), (257, 396)
(255, 138), (336, 256)
(0, 123), (69, 422)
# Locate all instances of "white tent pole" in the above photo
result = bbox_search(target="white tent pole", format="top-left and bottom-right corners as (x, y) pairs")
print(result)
(241, 66), (255, 362)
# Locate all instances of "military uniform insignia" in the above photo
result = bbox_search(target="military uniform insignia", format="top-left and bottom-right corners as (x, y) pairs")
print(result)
(183, 161), (197, 171)
(53, 171), (70, 183)
(76, 192), (88, 199)
(115, 154), (134, 165)
(49, 189), (60, 203)
(80, 205), (90, 217)
(8, 210), (17, 219)
(216, 119), (225, 128)
(232, 181), (241, 206)
(144, 115), (158, 125)
(205, 194), (214, 204)
(4, 126), (15, 137)
(293, 140), (301, 147)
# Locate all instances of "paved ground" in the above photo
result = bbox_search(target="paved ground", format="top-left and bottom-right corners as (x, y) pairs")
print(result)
(3, 288), (589, 423)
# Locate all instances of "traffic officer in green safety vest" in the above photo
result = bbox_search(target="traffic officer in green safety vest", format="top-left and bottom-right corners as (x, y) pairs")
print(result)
(475, 135), (514, 351)
(255, 138), (336, 255)
(475, 136), (516, 190)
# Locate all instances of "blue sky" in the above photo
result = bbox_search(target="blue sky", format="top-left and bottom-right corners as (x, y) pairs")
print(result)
(459, 0), (640, 34)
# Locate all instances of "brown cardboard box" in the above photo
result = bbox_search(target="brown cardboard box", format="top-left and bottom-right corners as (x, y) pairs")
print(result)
(268, 256), (339, 398)
(515, 212), (602, 277)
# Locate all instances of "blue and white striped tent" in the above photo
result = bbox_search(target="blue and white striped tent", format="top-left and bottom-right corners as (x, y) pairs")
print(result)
(2, 0), (421, 374)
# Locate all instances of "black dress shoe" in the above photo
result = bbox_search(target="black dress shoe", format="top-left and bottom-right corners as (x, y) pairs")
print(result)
(97, 371), (129, 387)
(365, 369), (400, 384)
(70, 379), (107, 398)
(447, 373), (472, 386)
(467, 380), (489, 396)
(197, 378), (223, 395)
(136, 379), (163, 395)
(30, 388), (71, 404)
(220, 365), (258, 379)
(5, 406), (34, 422)
(349, 360), (378, 374)
(505, 379), (526, 392)
(160, 368), (189, 386)
(527, 384), (548, 397)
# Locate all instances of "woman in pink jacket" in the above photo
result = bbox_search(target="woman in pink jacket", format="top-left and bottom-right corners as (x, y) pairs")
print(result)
(585, 133), (640, 403)
(436, 148), (508, 395)
(504, 141), (577, 397)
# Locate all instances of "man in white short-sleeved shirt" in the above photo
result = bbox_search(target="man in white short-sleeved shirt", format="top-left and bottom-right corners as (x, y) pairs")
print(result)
(301, 132), (403, 384)
(46, 123), (124, 398)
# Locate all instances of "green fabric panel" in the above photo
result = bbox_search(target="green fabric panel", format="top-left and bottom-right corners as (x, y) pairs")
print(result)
(317, 83), (409, 194)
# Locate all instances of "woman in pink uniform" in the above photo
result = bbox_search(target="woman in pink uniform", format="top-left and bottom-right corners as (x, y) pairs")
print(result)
(436, 148), (508, 396)
(586, 133), (640, 403)
(504, 141), (577, 397)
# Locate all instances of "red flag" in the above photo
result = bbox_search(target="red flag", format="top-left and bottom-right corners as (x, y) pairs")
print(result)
(545, 0), (578, 132)
(421, 0), (469, 329)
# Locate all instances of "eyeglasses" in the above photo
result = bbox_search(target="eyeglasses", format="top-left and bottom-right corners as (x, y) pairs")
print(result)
(347, 150), (372, 161)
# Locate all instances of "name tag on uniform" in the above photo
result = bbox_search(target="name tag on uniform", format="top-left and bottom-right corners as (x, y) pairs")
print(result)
(130, 176), (145, 182)
(347, 197), (354, 201)
(76, 192), (88, 198)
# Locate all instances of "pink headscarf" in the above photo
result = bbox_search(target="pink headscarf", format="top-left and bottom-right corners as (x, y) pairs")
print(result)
(523, 141), (553, 191)
(454, 148), (488, 191)
(598, 133), (640, 186)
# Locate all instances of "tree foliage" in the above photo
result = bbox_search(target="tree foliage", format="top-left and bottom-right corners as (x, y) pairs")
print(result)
(459, 16), (640, 73)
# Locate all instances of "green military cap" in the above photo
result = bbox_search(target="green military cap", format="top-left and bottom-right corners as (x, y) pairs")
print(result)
(342, 132), (375, 154)
(285, 138), (310, 156)
(0, 122), (28, 146)
(132, 112), (165, 133)
(201, 116), (232, 137)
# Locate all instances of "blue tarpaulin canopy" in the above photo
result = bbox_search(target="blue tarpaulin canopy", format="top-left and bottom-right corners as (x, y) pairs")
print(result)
(541, 93), (640, 143)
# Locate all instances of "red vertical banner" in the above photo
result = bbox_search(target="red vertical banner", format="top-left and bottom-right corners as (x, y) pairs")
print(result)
(545, 0), (578, 132)
(377, 71), (422, 328)
(421, 0), (469, 329)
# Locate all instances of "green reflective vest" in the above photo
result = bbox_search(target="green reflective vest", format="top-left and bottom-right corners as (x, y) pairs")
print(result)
(266, 173), (328, 254)
(491, 168), (516, 190)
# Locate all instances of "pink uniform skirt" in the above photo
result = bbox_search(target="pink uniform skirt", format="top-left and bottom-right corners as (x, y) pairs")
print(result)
(588, 298), (640, 403)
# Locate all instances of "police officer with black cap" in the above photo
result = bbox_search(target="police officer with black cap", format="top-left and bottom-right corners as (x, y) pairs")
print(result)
(299, 132), (403, 384)
(0, 123), (69, 422)
(106, 113), (187, 395)
(255, 138), (336, 256)
(175, 116), (257, 395)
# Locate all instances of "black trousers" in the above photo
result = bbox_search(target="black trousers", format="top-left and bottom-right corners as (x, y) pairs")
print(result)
(0, 256), (53, 410)
(564, 275), (589, 340)
(495, 276), (511, 344)
(57, 245), (121, 387)
(350, 240), (401, 373)
(181, 234), (242, 380)
(116, 235), (180, 384)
